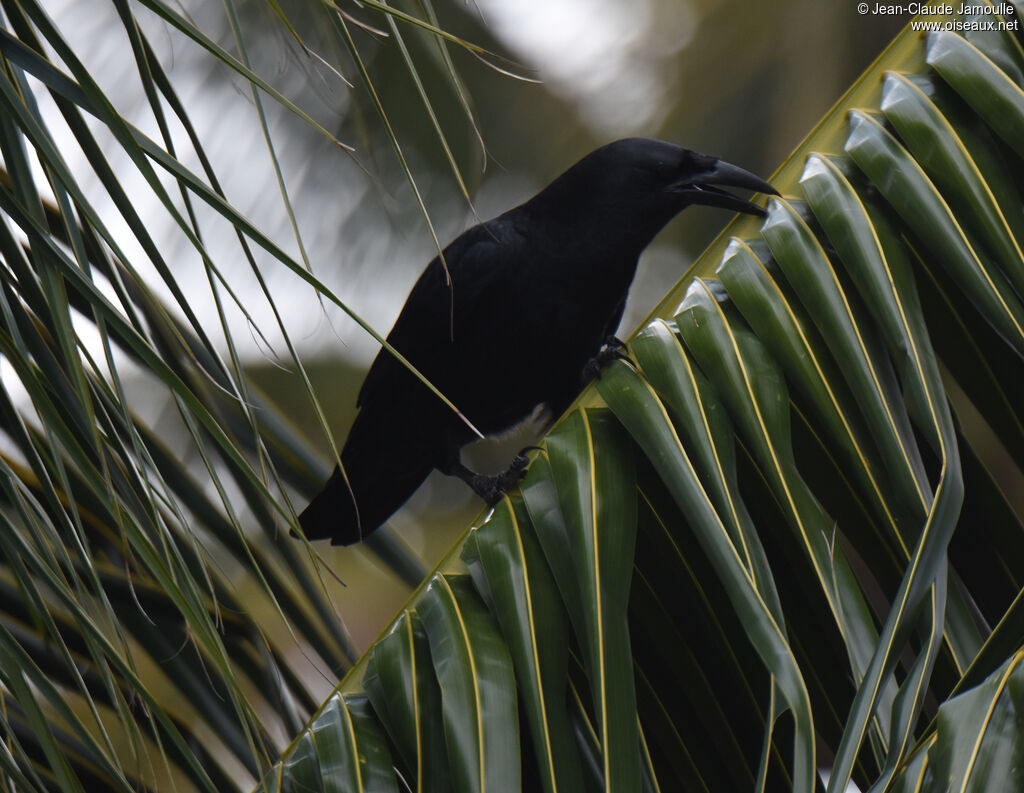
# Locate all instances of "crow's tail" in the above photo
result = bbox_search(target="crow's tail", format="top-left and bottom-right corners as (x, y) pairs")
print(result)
(297, 459), (433, 545)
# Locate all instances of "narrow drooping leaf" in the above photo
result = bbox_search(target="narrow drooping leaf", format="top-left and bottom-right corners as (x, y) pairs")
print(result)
(595, 361), (815, 793)
(418, 574), (521, 793)
(541, 408), (643, 793)
(462, 497), (584, 793)
(928, 650), (1024, 793)
(881, 71), (1024, 300)
(845, 109), (1024, 360)
(926, 30), (1024, 157)
(363, 610), (453, 792)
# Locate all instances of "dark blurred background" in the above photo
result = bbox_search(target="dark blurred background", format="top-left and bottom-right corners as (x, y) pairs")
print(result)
(44, 0), (904, 645)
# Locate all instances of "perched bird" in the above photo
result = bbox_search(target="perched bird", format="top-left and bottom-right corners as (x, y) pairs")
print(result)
(299, 138), (775, 544)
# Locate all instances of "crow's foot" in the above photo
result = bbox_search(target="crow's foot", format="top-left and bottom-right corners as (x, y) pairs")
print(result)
(509, 445), (541, 472)
(462, 446), (538, 504)
(582, 336), (629, 383)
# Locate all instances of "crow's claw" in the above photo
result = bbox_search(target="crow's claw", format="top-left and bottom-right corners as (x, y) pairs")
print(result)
(464, 448), (538, 505)
(582, 338), (631, 383)
(511, 445), (542, 470)
(474, 470), (523, 505)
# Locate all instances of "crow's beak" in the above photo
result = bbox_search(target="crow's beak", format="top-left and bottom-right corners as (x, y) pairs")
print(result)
(670, 159), (778, 216)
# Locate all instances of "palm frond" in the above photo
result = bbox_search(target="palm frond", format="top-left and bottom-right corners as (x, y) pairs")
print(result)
(260, 7), (1024, 792)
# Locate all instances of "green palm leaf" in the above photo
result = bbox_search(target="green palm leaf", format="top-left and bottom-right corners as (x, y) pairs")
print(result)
(262, 7), (1024, 793)
(3, 1), (1024, 792)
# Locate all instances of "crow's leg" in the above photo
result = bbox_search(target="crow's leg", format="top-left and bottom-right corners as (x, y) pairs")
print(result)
(582, 335), (630, 383)
(438, 443), (536, 504)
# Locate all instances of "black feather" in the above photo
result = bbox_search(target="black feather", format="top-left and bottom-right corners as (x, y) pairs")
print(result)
(299, 138), (775, 544)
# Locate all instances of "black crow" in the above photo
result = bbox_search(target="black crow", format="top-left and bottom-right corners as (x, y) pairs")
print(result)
(299, 138), (775, 544)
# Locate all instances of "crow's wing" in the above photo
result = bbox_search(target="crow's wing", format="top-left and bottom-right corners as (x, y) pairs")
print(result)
(356, 218), (522, 412)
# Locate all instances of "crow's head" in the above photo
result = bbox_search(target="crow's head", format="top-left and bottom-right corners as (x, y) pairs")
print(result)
(523, 138), (776, 250)
(588, 137), (776, 214)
